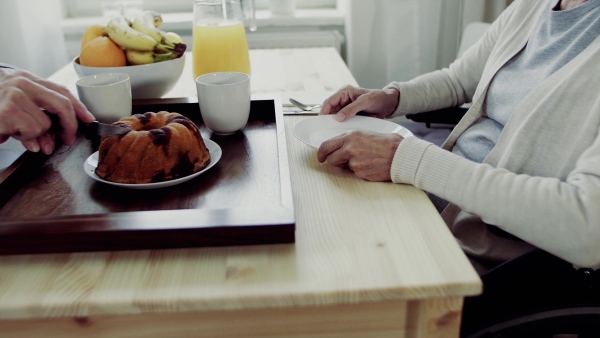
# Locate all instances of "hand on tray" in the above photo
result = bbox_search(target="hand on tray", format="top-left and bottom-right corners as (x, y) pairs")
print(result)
(0, 67), (95, 154)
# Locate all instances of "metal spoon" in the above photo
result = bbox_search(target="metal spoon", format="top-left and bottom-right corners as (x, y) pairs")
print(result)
(289, 98), (322, 111)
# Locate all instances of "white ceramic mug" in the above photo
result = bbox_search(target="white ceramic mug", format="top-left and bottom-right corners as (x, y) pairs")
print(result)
(76, 73), (132, 124)
(195, 72), (251, 135)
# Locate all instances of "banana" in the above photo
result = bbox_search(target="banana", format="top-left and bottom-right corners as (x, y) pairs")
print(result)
(107, 16), (157, 51)
(126, 49), (178, 65)
(131, 11), (164, 43)
(131, 11), (186, 52)
(154, 52), (178, 63)
(125, 49), (154, 65)
(164, 32), (183, 44)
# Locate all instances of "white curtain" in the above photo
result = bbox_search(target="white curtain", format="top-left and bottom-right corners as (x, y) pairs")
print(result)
(0, 0), (68, 77)
(340, 0), (510, 89)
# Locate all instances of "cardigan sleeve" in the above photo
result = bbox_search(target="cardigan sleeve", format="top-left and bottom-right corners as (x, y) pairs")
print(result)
(393, 125), (600, 269)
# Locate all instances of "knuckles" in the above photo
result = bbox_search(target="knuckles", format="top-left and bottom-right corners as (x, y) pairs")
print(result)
(344, 130), (364, 139)
(0, 90), (51, 139)
(2, 86), (26, 102)
(340, 84), (357, 91)
(3, 74), (32, 89)
(52, 84), (71, 97)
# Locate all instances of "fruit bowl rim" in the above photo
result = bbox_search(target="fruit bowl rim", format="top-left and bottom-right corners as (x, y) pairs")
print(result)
(73, 53), (186, 70)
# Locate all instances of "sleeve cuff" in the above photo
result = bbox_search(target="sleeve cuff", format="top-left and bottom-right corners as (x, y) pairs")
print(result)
(384, 82), (410, 118)
(390, 136), (461, 197)
(391, 136), (432, 184)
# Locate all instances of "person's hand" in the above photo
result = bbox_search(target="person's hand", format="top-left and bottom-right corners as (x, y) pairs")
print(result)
(320, 85), (400, 122)
(317, 130), (403, 181)
(0, 68), (95, 154)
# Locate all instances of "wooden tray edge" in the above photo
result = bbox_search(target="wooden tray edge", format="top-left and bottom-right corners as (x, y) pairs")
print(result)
(0, 95), (296, 255)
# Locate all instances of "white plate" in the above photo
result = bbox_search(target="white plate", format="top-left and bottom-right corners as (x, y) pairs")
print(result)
(293, 115), (413, 149)
(83, 138), (222, 189)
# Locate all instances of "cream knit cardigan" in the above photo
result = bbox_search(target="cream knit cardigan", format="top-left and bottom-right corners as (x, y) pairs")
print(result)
(385, 0), (600, 273)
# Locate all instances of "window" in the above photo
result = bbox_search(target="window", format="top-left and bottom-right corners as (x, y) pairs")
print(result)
(61, 0), (344, 61)
(62, 0), (336, 18)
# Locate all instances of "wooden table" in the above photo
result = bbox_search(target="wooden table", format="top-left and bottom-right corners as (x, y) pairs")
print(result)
(0, 48), (481, 337)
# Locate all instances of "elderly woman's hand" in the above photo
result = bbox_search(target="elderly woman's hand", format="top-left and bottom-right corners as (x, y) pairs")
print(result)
(317, 130), (403, 181)
(320, 85), (400, 122)
(0, 68), (95, 154)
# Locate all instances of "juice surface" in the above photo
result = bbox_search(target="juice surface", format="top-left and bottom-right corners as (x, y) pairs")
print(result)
(192, 21), (251, 79)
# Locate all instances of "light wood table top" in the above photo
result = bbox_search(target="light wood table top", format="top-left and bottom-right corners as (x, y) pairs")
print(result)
(0, 48), (481, 337)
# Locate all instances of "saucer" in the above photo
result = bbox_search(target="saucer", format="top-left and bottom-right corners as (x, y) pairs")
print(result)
(83, 138), (221, 189)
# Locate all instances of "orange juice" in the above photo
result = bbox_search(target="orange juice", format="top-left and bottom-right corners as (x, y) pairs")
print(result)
(192, 21), (251, 79)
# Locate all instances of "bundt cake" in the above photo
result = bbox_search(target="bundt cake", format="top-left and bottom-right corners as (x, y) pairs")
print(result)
(95, 111), (211, 184)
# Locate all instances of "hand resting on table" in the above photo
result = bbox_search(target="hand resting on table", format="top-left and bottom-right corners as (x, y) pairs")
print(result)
(317, 85), (403, 181)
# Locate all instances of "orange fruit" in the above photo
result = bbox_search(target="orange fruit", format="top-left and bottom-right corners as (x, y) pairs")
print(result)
(81, 24), (108, 51)
(80, 36), (126, 67)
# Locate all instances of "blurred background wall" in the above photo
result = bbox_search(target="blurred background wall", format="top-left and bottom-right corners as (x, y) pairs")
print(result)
(0, 0), (511, 84)
(340, 0), (512, 89)
(0, 0), (68, 77)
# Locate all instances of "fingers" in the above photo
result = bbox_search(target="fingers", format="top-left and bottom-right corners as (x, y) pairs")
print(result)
(334, 90), (395, 122)
(0, 88), (52, 144)
(317, 132), (363, 168)
(2, 74), (87, 146)
(21, 139), (42, 153)
(320, 86), (399, 122)
(36, 132), (56, 155)
(333, 96), (373, 122)
(317, 134), (345, 164)
(320, 85), (368, 119)
(316, 131), (403, 182)
(17, 78), (78, 145)
(320, 90), (346, 116)
(32, 76), (95, 124)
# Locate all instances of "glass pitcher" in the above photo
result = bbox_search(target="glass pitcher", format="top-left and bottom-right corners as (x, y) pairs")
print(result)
(192, 0), (256, 79)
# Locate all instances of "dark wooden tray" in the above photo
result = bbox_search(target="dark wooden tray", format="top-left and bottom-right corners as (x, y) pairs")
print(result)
(0, 94), (295, 255)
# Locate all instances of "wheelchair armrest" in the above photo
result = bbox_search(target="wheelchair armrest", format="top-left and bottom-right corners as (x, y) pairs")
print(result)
(405, 106), (468, 128)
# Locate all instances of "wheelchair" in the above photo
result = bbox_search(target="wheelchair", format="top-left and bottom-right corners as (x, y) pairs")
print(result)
(460, 249), (600, 338)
